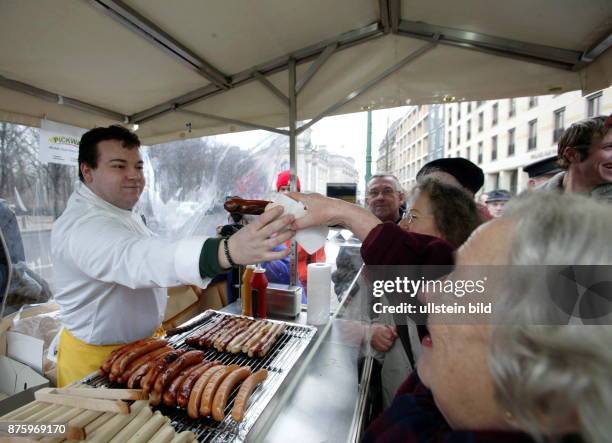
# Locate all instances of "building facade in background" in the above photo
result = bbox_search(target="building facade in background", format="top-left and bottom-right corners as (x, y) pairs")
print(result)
(376, 86), (611, 195)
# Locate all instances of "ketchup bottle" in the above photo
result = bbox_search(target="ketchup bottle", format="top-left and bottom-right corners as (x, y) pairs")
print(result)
(250, 267), (268, 318)
(241, 265), (255, 316)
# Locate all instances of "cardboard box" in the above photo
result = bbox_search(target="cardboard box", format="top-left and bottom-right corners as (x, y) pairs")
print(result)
(0, 355), (49, 416)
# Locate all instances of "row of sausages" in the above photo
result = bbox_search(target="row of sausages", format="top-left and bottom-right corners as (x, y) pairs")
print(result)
(100, 340), (267, 422)
(185, 316), (286, 357)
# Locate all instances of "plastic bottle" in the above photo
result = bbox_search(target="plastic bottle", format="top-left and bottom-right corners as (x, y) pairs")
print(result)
(241, 265), (256, 316)
(250, 267), (269, 318)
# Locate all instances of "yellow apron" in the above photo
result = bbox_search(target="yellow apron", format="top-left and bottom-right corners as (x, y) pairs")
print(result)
(56, 326), (166, 387)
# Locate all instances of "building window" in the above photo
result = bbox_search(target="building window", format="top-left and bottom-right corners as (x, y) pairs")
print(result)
(448, 130), (451, 150)
(492, 103), (499, 126)
(587, 92), (602, 117)
(553, 107), (565, 143)
(528, 119), (537, 151)
(528, 96), (538, 108)
(478, 112), (484, 132)
(457, 125), (461, 145)
(491, 135), (498, 161)
(477, 141), (483, 164)
(455, 150), (460, 158)
(467, 102), (472, 113)
(477, 100), (484, 107)
(466, 146), (471, 161)
(448, 110), (452, 125)
(508, 128), (515, 156)
(509, 170), (518, 195)
(508, 98), (516, 118)
(467, 120), (471, 141)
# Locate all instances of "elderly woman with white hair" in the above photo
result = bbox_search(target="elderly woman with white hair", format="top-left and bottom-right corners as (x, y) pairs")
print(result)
(289, 191), (612, 443)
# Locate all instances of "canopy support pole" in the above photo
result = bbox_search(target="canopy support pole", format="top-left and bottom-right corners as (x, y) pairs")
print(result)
(288, 58), (298, 287)
(178, 109), (289, 135)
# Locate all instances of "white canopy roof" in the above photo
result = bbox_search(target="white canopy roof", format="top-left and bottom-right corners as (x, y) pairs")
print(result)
(1, 0), (610, 144)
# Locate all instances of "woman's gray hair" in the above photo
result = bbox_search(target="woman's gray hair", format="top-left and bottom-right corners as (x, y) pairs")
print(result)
(489, 192), (612, 443)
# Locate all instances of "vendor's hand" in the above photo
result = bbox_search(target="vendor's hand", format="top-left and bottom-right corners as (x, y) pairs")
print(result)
(286, 192), (345, 230)
(370, 324), (398, 353)
(219, 205), (295, 267)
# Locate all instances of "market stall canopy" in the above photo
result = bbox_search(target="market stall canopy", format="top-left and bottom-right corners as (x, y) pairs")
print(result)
(1, 0), (611, 144)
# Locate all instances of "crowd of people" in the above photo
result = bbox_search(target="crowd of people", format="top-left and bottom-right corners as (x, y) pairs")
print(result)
(0, 112), (610, 442)
(288, 113), (612, 442)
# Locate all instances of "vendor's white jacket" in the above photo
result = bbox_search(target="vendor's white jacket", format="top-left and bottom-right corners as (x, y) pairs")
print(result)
(52, 182), (210, 345)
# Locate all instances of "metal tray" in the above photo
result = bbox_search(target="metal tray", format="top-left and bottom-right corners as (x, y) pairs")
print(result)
(81, 310), (317, 442)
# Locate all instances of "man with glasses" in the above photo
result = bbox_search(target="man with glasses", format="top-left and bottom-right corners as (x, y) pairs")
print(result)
(365, 174), (406, 223)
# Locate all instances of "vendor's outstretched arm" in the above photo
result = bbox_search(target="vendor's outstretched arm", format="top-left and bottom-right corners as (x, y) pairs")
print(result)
(287, 192), (381, 241)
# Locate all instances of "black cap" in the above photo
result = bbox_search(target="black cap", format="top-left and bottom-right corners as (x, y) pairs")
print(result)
(417, 157), (484, 194)
(523, 156), (562, 179)
(486, 189), (511, 203)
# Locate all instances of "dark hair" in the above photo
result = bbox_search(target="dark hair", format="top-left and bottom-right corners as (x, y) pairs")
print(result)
(557, 116), (607, 169)
(78, 125), (140, 181)
(415, 178), (483, 248)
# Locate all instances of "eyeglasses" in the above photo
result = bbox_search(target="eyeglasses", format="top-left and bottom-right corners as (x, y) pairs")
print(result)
(367, 188), (397, 198)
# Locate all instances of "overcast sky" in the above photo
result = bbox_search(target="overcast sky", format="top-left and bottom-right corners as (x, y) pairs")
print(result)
(214, 106), (410, 191)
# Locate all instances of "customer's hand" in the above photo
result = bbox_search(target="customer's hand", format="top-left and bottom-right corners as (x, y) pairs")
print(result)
(370, 324), (398, 353)
(286, 192), (346, 230)
(219, 206), (295, 267)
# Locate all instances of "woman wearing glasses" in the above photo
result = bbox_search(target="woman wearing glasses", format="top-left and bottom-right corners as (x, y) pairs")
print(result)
(288, 179), (483, 408)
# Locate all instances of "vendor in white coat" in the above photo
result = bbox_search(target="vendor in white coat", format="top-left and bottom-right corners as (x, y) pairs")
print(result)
(52, 125), (294, 386)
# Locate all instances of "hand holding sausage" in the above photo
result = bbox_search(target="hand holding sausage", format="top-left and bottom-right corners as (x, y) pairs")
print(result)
(218, 206), (295, 267)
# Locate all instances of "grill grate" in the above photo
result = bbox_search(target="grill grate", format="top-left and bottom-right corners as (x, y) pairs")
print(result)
(81, 310), (316, 442)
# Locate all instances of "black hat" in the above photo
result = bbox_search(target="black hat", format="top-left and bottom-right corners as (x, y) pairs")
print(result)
(417, 157), (484, 194)
(523, 156), (562, 179)
(486, 189), (511, 203)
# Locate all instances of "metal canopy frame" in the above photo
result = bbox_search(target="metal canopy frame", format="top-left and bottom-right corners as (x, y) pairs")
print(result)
(2, 1), (609, 133)
(2, 0), (609, 288)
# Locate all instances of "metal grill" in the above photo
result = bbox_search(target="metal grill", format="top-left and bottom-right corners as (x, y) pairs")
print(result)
(81, 311), (317, 442)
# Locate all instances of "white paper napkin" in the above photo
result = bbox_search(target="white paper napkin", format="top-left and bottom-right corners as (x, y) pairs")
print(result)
(269, 193), (329, 254)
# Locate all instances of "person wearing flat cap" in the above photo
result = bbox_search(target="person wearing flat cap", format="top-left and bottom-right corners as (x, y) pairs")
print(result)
(523, 156), (563, 188)
(486, 189), (511, 218)
(416, 157), (492, 220)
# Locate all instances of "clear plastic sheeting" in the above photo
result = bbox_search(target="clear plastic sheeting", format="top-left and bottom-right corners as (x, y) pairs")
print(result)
(137, 133), (290, 239)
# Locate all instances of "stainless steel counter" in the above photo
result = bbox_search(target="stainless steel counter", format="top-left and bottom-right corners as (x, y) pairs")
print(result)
(222, 271), (371, 443)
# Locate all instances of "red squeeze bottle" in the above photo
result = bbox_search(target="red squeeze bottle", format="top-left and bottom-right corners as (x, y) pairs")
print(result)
(250, 267), (268, 319)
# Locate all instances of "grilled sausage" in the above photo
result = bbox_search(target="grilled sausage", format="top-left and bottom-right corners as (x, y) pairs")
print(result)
(213, 319), (251, 351)
(211, 366), (252, 421)
(185, 317), (231, 347)
(223, 198), (271, 215)
(231, 369), (268, 422)
(150, 351), (205, 405)
(177, 361), (220, 408)
(227, 321), (265, 353)
(142, 350), (185, 395)
(112, 339), (168, 376)
(186, 365), (225, 419)
(127, 349), (174, 389)
(163, 361), (207, 407)
(100, 337), (153, 374)
(199, 364), (240, 417)
(118, 346), (172, 384)
(241, 323), (271, 354)
(252, 323), (286, 357)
